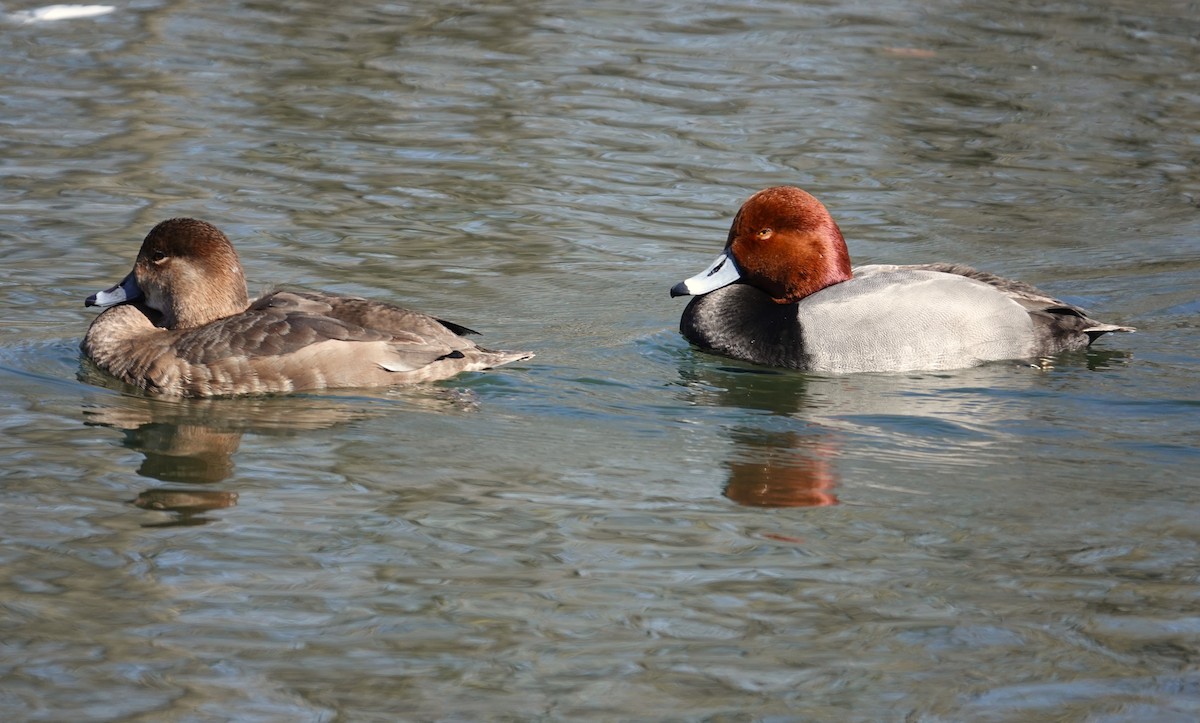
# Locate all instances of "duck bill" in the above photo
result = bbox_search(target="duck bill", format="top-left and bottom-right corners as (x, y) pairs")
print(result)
(670, 249), (743, 297)
(85, 270), (143, 308)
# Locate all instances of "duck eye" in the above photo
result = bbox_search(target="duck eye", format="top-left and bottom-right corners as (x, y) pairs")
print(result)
(150, 250), (168, 263)
(757, 228), (773, 239)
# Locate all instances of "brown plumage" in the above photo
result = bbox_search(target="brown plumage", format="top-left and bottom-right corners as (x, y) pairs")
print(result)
(82, 219), (532, 397)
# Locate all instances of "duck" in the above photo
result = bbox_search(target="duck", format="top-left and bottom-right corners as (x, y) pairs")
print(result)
(82, 218), (533, 397)
(670, 186), (1133, 373)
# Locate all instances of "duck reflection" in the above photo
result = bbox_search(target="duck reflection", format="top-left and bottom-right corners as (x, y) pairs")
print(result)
(131, 488), (240, 528)
(677, 362), (841, 508)
(114, 421), (242, 484)
(79, 367), (419, 525)
(723, 429), (838, 508)
(677, 362), (813, 417)
(677, 349), (1097, 508)
(82, 391), (378, 480)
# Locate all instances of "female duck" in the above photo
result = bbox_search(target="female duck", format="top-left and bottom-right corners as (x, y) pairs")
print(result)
(83, 218), (532, 397)
(671, 186), (1133, 372)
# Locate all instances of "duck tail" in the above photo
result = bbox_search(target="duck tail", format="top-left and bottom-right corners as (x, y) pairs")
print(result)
(1084, 323), (1136, 344)
(471, 348), (535, 369)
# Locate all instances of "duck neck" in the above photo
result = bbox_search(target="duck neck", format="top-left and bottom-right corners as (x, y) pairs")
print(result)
(164, 272), (249, 329)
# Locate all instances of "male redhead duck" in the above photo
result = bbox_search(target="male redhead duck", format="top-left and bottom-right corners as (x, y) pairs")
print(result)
(82, 218), (532, 397)
(671, 186), (1133, 372)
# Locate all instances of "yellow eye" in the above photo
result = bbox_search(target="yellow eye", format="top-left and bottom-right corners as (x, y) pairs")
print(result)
(756, 228), (773, 239)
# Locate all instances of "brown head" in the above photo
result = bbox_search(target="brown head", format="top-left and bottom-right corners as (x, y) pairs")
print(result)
(137, 219), (250, 328)
(724, 187), (852, 303)
(671, 186), (853, 303)
(87, 219), (250, 329)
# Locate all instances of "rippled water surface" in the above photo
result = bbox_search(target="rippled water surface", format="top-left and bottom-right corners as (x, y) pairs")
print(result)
(2, 0), (1199, 720)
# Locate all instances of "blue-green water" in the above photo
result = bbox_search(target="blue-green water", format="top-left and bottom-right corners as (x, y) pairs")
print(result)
(2, 1), (1198, 719)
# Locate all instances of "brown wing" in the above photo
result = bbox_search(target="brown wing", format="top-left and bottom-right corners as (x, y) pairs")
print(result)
(261, 291), (479, 338)
(170, 290), (486, 366)
(169, 309), (393, 364)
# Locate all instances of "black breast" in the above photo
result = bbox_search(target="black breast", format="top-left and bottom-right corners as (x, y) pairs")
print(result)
(679, 285), (809, 368)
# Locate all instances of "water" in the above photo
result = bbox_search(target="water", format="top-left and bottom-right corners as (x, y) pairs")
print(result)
(2, 0), (1198, 719)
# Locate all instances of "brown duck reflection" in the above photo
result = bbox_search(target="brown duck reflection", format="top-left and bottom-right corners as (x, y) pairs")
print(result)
(723, 429), (838, 508)
(116, 421), (242, 484)
(80, 384), (402, 526)
(132, 488), (240, 527)
(82, 394), (378, 483)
